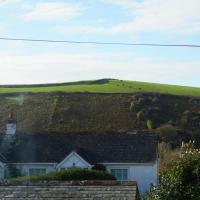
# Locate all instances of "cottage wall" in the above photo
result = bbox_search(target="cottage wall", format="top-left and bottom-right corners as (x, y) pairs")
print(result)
(105, 162), (158, 195)
(4, 160), (158, 195)
(5, 163), (56, 178)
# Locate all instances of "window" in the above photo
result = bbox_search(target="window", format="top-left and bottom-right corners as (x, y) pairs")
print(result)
(110, 169), (128, 180)
(29, 168), (46, 176)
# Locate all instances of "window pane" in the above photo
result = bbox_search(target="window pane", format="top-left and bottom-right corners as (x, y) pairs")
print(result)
(110, 169), (116, 177)
(29, 168), (46, 176)
(110, 169), (128, 180)
(118, 169), (122, 180)
(122, 169), (128, 180)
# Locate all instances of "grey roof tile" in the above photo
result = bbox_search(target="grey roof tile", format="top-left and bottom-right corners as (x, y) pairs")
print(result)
(0, 132), (158, 164)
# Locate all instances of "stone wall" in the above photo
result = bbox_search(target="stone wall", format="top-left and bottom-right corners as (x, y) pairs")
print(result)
(0, 181), (138, 200)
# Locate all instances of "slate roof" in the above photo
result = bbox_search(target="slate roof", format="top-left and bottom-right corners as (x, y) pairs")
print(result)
(0, 132), (158, 164)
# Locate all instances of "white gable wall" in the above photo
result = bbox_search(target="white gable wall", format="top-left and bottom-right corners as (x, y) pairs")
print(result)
(56, 152), (91, 169)
(105, 161), (158, 196)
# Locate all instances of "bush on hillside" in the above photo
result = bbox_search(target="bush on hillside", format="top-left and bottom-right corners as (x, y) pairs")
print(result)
(147, 119), (153, 129)
(9, 168), (115, 182)
(146, 141), (200, 200)
(129, 101), (135, 111)
(156, 124), (179, 146)
(137, 111), (145, 120)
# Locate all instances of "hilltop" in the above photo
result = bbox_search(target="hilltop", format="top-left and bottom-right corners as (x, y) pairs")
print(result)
(0, 79), (200, 96)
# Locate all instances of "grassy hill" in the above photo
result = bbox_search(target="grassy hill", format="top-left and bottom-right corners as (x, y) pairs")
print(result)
(0, 79), (200, 96)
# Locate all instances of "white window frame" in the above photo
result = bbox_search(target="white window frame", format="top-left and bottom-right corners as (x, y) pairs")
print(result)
(28, 168), (47, 176)
(109, 168), (129, 181)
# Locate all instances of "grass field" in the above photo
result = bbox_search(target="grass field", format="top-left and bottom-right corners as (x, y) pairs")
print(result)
(0, 79), (200, 96)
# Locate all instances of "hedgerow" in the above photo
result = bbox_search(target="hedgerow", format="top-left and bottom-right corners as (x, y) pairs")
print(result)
(9, 168), (115, 182)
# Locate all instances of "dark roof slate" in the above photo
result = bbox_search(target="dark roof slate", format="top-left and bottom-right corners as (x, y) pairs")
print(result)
(0, 132), (158, 164)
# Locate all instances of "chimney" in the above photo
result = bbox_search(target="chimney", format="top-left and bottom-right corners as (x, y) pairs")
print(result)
(6, 111), (17, 135)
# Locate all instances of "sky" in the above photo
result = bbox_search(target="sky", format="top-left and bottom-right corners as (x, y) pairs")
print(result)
(0, 0), (200, 86)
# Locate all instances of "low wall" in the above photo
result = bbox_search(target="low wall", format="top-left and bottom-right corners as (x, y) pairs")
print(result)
(0, 180), (138, 200)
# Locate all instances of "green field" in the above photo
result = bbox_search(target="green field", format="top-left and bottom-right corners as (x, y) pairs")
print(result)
(0, 79), (200, 96)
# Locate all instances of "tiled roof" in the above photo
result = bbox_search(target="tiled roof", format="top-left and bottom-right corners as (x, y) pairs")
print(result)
(0, 132), (158, 164)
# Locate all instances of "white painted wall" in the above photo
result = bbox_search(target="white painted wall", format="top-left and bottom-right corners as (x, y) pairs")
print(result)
(105, 162), (158, 196)
(6, 163), (56, 177)
(2, 151), (158, 196)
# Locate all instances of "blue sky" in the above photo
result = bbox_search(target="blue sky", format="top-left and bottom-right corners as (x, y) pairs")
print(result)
(0, 0), (200, 86)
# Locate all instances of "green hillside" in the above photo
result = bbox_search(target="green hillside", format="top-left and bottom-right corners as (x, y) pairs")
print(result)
(0, 79), (200, 96)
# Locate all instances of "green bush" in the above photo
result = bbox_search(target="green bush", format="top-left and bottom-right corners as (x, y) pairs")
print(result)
(129, 101), (135, 111)
(137, 111), (145, 120)
(146, 141), (200, 200)
(156, 124), (178, 146)
(158, 142), (179, 173)
(92, 164), (106, 171)
(147, 119), (153, 129)
(10, 168), (115, 182)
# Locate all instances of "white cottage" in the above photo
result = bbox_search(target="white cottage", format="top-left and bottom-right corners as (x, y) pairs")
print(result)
(0, 132), (158, 195)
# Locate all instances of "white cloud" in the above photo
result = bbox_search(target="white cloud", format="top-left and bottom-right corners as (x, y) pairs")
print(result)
(20, 2), (82, 21)
(0, 52), (199, 86)
(0, 0), (20, 7)
(101, 0), (141, 9)
(0, 23), (4, 33)
(58, 0), (200, 36)
(110, 0), (200, 35)
(55, 25), (114, 35)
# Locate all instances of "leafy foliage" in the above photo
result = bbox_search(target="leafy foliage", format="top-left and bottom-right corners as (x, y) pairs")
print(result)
(158, 142), (179, 172)
(147, 119), (153, 129)
(156, 124), (179, 146)
(137, 111), (145, 120)
(91, 164), (106, 171)
(147, 141), (200, 200)
(9, 168), (115, 182)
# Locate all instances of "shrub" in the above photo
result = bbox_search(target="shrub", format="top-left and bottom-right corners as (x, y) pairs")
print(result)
(9, 168), (116, 182)
(92, 164), (106, 171)
(137, 111), (145, 120)
(158, 142), (179, 172)
(156, 124), (178, 146)
(129, 101), (135, 111)
(147, 141), (200, 200)
(147, 119), (153, 129)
